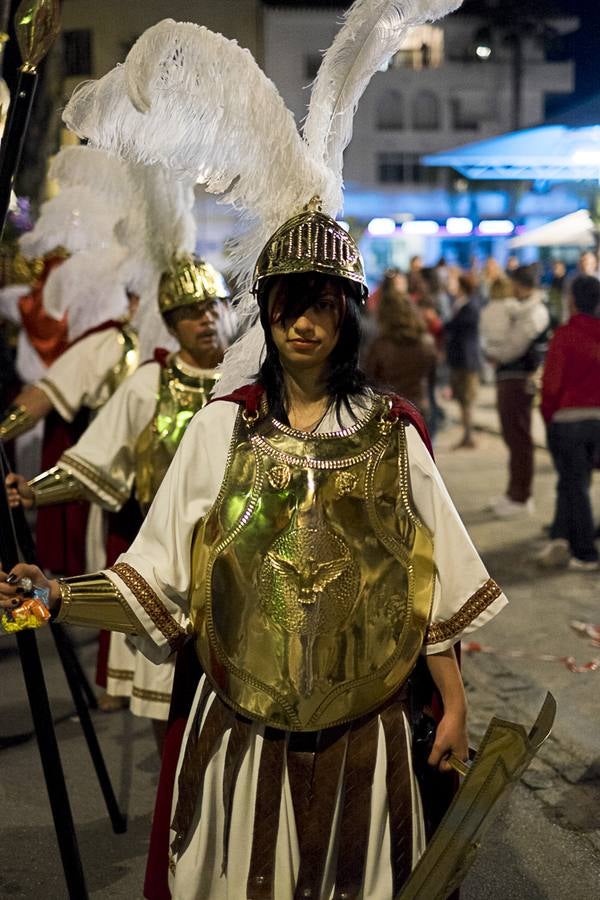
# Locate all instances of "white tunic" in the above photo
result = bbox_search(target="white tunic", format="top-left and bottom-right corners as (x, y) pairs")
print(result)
(61, 359), (212, 720)
(36, 324), (137, 421)
(99, 396), (507, 899)
(64, 362), (167, 718)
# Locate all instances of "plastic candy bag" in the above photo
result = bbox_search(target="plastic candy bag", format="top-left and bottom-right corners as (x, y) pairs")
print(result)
(0, 587), (51, 635)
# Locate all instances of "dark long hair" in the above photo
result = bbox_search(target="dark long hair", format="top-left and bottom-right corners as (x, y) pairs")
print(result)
(256, 273), (369, 425)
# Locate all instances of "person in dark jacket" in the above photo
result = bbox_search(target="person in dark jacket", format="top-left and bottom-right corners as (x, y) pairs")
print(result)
(536, 275), (600, 570)
(445, 274), (480, 449)
(364, 287), (437, 425)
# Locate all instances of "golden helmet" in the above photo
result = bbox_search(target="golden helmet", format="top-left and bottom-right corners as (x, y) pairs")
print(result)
(159, 255), (230, 316)
(252, 197), (367, 301)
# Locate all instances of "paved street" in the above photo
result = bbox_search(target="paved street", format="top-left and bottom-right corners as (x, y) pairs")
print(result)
(1, 401), (600, 898)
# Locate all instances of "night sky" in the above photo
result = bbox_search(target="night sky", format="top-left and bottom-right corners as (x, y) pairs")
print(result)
(557, 0), (600, 101)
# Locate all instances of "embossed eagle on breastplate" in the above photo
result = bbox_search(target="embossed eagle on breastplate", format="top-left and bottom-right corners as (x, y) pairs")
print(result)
(259, 525), (361, 636)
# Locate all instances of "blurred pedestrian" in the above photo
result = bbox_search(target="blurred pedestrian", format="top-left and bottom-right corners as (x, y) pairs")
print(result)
(488, 265), (549, 517)
(547, 260), (566, 328)
(480, 256), (504, 304)
(480, 275), (518, 360)
(536, 275), (600, 570)
(445, 273), (481, 449)
(364, 288), (437, 424)
(421, 266), (452, 322)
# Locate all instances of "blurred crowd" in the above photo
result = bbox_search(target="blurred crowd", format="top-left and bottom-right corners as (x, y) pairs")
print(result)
(362, 249), (600, 571)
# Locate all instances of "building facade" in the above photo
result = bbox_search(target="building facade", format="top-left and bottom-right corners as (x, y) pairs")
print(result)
(264, 4), (580, 272)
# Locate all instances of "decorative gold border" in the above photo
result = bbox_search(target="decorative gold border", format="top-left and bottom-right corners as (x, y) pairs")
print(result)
(132, 686), (171, 703)
(267, 392), (377, 440)
(38, 377), (77, 420)
(107, 667), (134, 681)
(61, 452), (128, 506)
(425, 578), (502, 645)
(110, 562), (185, 651)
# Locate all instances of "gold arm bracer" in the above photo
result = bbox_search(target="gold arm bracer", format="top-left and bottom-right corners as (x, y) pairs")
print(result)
(55, 573), (140, 633)
(0, 404), (35, 441)
(28, 466), (89, 507)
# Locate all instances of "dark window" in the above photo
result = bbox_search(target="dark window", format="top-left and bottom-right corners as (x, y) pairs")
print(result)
(412, 91), (440, 130)
(449, 98), (478, 131)
(376, 90), (404, 130)
(64, 30), (93, 77)
(378, 152), (439, 186)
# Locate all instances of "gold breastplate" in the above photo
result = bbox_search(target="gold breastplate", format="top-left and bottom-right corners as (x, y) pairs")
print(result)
(134, 358), (220, 513)
(190, 398), (435, 731)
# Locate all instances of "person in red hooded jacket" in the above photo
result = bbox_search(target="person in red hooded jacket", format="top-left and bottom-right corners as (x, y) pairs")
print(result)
(537, 274), (600, 570)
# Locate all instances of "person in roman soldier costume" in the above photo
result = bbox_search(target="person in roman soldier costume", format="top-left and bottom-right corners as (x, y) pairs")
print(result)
(0, 146), (141, 578)
(0, 3), (514, 898)
(7, 253), (232, 744)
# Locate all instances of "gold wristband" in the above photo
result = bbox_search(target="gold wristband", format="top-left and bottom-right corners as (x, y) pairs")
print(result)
(0, 404), (34, 441)
(54, 572), (139, 633)
(28, 467), (88, 507)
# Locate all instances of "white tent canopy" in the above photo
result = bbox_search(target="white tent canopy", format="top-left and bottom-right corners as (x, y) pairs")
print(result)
(508, 209), (595, 249)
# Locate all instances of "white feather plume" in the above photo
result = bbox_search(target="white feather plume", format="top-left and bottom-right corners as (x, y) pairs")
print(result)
(63, 19), (333, 297)
(303, 0), (463, 204)
(43, 246), (131, 341)
(49, 146), (134, 208)
(19, 187), (121, 258)
(119, 164), (198, 358)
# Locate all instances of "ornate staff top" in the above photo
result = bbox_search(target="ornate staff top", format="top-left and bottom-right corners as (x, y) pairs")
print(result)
(15, 0), (60, 73)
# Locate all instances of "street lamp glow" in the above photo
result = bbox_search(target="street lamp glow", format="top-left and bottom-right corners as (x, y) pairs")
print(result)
(446, 217), (473, 235)
(478, 219), (515, 236)
(476, 44), (492, 59)
(367, 217), (396, 236)
(401, 220), (439, 235)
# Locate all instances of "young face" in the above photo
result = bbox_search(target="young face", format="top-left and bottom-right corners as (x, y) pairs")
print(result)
(170, 300), (225, 360)
(268, 276), (344, 372)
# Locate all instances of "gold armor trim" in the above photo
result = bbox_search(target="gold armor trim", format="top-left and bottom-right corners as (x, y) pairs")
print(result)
(11, 251), (46, 284)
(28, 465), (90, 507)
(425, 578), (502, 645)
(92, 323), (139, 412)
(252, 197), (367, 299)
(110, 562), (186, 651)
(159, 255), (230, 315)
(190, 399), (436, 731)
(59, 452), (129, 509)
(399, 693), (556, 899)
(0, 403), (35, 441)
(134, 356), (220, 513)
(56, 573), (140, 633)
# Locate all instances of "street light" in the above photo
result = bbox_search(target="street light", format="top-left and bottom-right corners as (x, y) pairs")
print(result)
(473, 27), (492, 61)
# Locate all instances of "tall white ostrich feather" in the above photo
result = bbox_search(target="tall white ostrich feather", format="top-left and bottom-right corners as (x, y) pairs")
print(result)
(63, 19), (333, 298)
(303, 0), (463, 192)
(43, 245), (131, 341)
(49, 146), (134, 208)
(118, 164), (199, 359)
(19, 187), (121, 258)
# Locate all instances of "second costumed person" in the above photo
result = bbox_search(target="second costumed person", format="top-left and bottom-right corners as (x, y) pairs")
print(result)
(7, 163), (233, 742)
